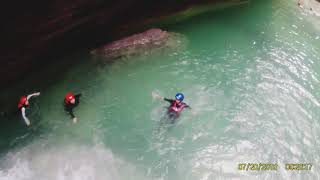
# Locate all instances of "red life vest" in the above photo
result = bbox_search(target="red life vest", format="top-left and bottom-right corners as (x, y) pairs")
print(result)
(18, 96), (27, 109)
(169, 101), (183, 113)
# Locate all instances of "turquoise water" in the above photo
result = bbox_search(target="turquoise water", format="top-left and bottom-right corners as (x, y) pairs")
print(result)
(1, 0), (320, 179)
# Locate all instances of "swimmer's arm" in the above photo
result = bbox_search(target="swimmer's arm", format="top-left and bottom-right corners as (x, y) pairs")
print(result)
(74, 94), (82, 102)
(21, 107), (30, 126)
(68, 109), (77, 123)
(64, 104), (76, 118)
(184, 103), (191, 109)
(26, 92), (40, 100)
(65, 105), (77, 123)
(68, 109), (76, 119)
(164, 98), (174, 103)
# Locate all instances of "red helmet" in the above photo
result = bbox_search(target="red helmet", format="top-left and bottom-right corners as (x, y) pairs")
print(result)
(18, 96), (27, 109)
(64, 92), (75, 104)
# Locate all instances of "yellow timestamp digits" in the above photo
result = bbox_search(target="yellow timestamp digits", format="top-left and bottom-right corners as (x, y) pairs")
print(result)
(238, 163), (278, 171)
(285, 163), (312, 171)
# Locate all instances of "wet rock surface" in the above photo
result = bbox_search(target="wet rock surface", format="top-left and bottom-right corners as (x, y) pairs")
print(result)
(0, 0), (248, 86)
(91, 28), (186, 59)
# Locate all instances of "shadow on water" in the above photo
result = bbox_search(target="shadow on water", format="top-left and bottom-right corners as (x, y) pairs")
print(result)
(165, 0), (274, 50)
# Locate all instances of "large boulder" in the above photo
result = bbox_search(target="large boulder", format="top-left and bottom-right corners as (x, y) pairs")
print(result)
(91, 28), (186, 59)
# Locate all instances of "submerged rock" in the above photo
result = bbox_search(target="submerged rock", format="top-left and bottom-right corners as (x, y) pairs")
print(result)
(91, 28), (186, 59)
(298, 0), (320, 16)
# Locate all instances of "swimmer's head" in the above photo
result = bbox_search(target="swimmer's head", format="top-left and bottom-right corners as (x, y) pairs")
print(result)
(65, 92), (75, 104)
(175, 93), (184, 102)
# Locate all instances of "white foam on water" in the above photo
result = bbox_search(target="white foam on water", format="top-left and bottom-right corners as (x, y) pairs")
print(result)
(0, 141), (147, 180)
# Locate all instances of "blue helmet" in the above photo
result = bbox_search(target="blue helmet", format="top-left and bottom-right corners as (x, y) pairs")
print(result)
(175, 93), (184, 101)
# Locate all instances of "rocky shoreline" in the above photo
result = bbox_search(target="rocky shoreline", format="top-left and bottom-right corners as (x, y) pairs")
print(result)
(1, 0), (249, 87)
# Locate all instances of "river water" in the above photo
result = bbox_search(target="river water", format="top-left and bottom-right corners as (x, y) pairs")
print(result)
(0, 0), (320, 179)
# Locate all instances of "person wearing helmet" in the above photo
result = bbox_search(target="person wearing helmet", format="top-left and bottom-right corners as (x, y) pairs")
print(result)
(18, 92), (41, 126)
(164, 93), (190, 119)
(64, 92), (81, 123)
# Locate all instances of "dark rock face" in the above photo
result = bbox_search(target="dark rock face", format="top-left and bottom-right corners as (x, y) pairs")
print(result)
(92, 28), (186, 59)
(1, 0), (248, 87)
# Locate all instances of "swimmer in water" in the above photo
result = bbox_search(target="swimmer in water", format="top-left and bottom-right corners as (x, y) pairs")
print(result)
(17, 92), (41, 126)
(163, 93), (191, 120)
(64, 92), (81, 123)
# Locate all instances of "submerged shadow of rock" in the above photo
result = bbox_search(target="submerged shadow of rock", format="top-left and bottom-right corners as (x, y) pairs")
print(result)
(91, 28), (187, 61)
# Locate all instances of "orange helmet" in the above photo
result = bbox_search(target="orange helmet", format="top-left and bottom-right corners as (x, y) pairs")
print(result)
(64, 92), (75, 104)
(18, 96), (27, 109)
